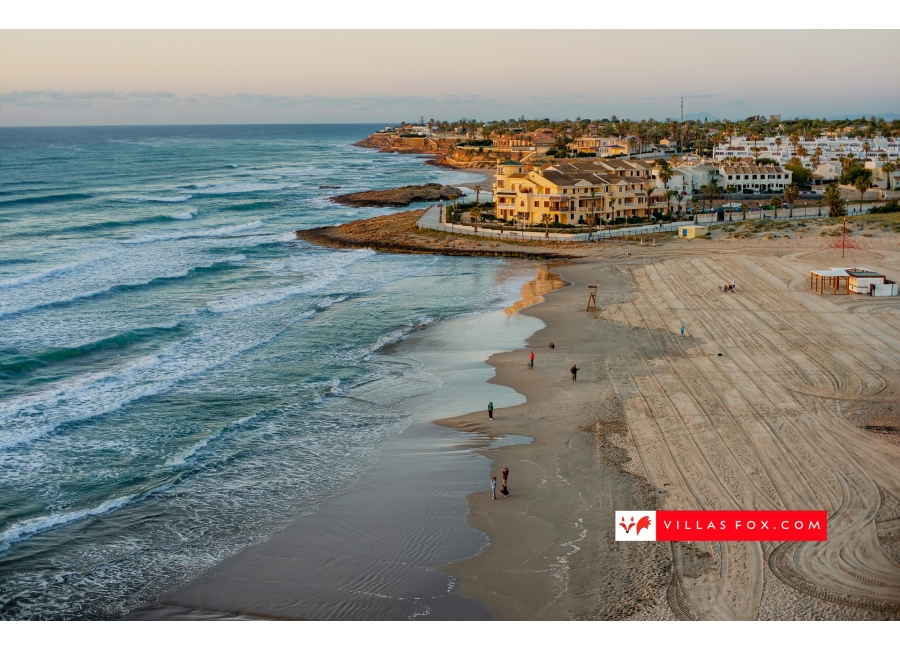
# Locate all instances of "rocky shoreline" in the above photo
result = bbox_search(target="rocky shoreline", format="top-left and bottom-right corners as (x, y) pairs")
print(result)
(354, 133), (509, 170)
(330, 184), (461, 208)
(296, 210), (577, 260)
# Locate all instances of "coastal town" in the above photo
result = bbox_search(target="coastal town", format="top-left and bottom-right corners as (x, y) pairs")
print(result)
(361, 115), (899, 232)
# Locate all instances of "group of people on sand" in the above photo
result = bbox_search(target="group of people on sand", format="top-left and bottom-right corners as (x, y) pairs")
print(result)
(491, 467), (510, 499)
(523, 346), (577, 380)
(486, 344), (580, 501)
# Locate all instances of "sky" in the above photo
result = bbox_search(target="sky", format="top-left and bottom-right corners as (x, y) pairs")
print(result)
(2, 30), (899, 127)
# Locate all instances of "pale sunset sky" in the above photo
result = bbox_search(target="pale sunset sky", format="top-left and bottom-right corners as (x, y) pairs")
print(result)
(1, 30), (898, 126)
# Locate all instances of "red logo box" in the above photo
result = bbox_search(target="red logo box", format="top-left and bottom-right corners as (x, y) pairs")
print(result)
(655, 510), (827, 542)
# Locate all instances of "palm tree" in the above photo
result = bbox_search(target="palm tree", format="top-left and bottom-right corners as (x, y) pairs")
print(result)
(770, 195), (781, 218)
(473, 185), (482, 206)
(701, 182), (721, 214)
(789, 132), (800, 150)
(883, 161), (896, 190)
(609, 196), (617, 224)
(665, 189), (679, 219)
(824, 183), (845, 217)
(645, 188), (655, 220)
(726, 185), (737, 220)
(774, 137), (782, 157)
(449, 193), (460, 221)
(656, 161), (672, 191)
(863, 141), (871, 160)
(816, 198), (822, 217)
(783, 182), (800, 218)
(669, 154), (678, 168)
(854, 175), (871, 215)
(796, 144), (808, 159)
(589, 189), (597, 235)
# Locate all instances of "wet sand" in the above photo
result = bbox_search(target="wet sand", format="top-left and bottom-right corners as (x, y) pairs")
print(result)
(128, 277), (546, 620)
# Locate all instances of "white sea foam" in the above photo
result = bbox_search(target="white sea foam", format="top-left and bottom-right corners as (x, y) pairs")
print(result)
(0, 307), (316, 451)
(169, 209), (198, 220)
(187, 182), (292, 195)
(0, 484), (171, 555)
(127, 220), (265, 244)
(124, 195), (192, 203)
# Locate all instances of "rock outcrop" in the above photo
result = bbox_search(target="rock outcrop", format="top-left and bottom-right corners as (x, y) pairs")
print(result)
(330, 184), (462, 208)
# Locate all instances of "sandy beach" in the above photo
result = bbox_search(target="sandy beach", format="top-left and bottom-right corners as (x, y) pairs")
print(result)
(441, 233), (900, 620)
(130, 219), (900, 621)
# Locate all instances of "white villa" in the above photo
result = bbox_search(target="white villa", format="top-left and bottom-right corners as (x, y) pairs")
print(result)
(713, 137), (900, 171)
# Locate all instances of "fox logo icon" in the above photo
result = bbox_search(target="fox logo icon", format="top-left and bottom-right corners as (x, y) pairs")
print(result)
(615, 511), (656, 541)
(620, 515), (652, 536)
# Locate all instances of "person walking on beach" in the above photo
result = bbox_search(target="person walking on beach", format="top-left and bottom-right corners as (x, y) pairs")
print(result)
(488, 401), (494, 420)
(529, 351), (535, 369)
(501, 467), (509, 495)
(570, 364), (579, 382)
(680, 324), (685, 339)
(491, 477), (497, 500)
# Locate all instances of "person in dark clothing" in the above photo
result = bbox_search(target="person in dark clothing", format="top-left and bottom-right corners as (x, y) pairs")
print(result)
(571, 364), (579, 382)
(529, 351), (534, 369)
(488, 401), (493, 420)
(501, 467), (509, 490)
(548, 342), (555, 349)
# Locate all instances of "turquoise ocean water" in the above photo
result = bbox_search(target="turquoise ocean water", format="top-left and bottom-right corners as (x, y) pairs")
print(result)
(0, 124), (528, 619)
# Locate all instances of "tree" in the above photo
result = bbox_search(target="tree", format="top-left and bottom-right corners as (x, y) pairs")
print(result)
(774, 137), (782, 157)
(656, 160), (673, 190)
(770, 194), (781, 218)
(816, 198), (823, 217)
(882, 161), (896, 190)
(701, 182), (721, 214)
(448, 193), (460, 221)
(665, 189), (679, 219)
(863, 141), (871, 160)
(783, 183), (800, 218)
(541, 213), (552, 235)
(473, 185), (482, 205)
(786, 162), (814, 187)
(669, 154), (679, 168)
(854, 175), (871, 215)
(725, 185), (737, 220)
(589, 189), (597, 235)
(796, 144), (808, 159)
(675, 192), (686, 214)
(824, 183), (845, 217)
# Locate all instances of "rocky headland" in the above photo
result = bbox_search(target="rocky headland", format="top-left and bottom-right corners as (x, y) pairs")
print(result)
(296, 210), (578, 259)
(330, 184), (462, 208)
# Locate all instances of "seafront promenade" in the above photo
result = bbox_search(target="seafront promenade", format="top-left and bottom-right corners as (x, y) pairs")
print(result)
(415, 205), (696, 241)
(415, 201), (886, 242)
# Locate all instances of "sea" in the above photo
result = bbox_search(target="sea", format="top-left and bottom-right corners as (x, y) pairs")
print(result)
(0, 124), (530, 619)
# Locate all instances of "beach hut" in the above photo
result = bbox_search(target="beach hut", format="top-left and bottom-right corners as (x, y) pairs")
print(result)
(846, 269), (896, 295)
(809, 267), (898, 296)
(678, 225), (708, 239)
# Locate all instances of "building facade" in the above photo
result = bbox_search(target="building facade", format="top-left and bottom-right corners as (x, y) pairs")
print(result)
(715, 163), (793, 193)
(493, 160), (667, 225)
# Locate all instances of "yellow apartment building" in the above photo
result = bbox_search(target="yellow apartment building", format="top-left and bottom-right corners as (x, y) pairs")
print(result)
(493, 159), (667, 226)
